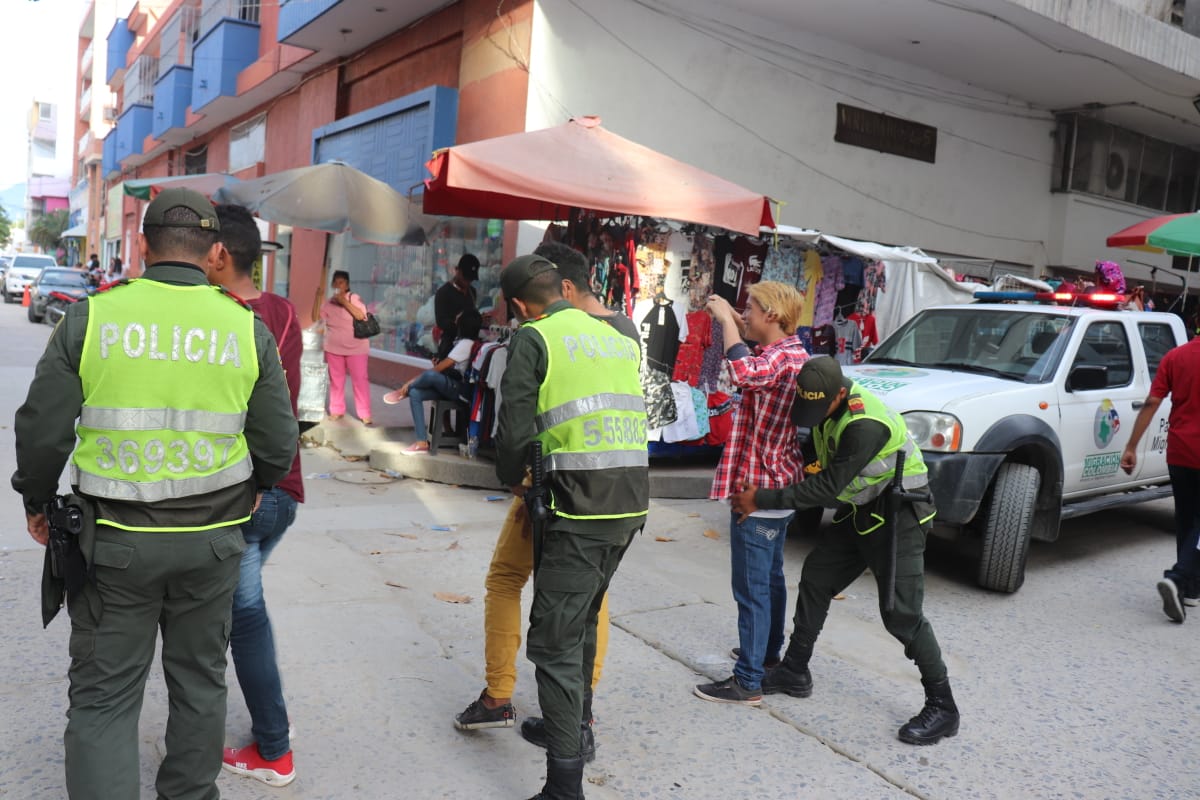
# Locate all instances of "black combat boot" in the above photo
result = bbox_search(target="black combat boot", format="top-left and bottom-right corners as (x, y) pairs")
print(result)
(761, 658), (813, 697)
(526, 754), (586, 800)
(897, 677), (960, 745)
(520, 717), (596, 763)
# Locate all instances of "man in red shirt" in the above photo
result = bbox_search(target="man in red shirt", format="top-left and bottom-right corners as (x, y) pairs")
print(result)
(210, 204), (304, 784)
(1121, 335), (1200, 622)
(694, 282), (808, 706)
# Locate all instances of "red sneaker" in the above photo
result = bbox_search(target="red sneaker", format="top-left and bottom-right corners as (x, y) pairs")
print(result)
(222, 743), (296, 787)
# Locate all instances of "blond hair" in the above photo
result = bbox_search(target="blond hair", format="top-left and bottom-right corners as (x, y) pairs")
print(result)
(747, 281), (805, 334)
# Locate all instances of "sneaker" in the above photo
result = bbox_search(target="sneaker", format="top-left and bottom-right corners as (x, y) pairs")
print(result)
(402, 441), (430, 455)
(520, 716), (596, 763)
(222, 743), (295, 787)
(454, 690), (516, 730)
(729, 647), (781, 670)
(1157, 578), (1186, 623)
(1184, 596), (1199, 608)
(693, 676), (762, 706)
(382, 389), (405, 405)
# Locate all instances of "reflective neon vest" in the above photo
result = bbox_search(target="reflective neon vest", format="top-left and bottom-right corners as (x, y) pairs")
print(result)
(525, 307), (649, 521)
(814, 382), (932, 534)
(71, 279), (259, 530)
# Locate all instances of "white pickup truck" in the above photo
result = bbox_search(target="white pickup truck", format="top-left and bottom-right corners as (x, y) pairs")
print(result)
(843, 299), (1186, 592)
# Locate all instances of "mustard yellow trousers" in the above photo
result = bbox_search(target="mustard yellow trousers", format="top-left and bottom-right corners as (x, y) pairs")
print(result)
(484, 498), (609, 698)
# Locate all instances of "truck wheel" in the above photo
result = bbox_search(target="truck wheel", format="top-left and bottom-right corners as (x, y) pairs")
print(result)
(977, 463), (1040, 593)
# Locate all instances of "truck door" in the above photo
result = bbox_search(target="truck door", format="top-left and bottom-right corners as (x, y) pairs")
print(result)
(1132, 321), (1178, 480)
(1057, 319), (1144, 496)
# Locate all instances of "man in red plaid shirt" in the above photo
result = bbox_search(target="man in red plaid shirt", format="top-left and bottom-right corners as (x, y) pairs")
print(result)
(694, 282), (809, 706)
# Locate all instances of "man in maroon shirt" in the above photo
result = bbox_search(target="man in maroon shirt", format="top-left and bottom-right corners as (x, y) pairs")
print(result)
(1122, 335), (1200, 623)
(210, 204), (304, 785)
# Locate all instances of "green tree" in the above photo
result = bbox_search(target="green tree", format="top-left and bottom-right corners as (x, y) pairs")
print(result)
(27, 208), (68, 253)
(0, 206), (11, 250)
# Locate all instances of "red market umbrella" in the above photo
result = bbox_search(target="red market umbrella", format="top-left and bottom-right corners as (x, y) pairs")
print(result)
(423, 116), (775, 236)
(1106, 212), (1200, 257)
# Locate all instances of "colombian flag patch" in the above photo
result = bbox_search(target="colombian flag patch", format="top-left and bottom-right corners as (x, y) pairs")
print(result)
(848, 396), (865, 415)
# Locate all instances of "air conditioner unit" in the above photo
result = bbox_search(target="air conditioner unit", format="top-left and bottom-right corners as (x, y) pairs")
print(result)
(102, 105), (117, 122)
(1085, 140), (1131, 199)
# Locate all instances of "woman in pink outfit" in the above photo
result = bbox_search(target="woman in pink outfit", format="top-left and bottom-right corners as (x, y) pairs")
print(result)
(319, 270), (373, 426)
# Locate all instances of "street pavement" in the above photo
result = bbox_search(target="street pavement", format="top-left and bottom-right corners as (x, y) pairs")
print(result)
(0, 301), (1198, 799)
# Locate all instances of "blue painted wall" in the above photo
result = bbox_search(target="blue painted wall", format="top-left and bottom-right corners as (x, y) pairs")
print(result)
(277, 0), (341, 43)
(106, 18), (134, 83)
(152, 66), (194, 139)
(115, 105), (152, 163)
(312, 86), (459, 194)
(191, 19), (260, 112)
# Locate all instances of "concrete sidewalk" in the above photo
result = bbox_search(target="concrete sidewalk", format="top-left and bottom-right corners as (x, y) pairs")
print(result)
(307, 379), (714, 498)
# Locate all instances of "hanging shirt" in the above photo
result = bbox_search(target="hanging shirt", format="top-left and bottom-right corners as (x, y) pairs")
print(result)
(833, 317), (863, 365)
(637, 300), (683, 373)
(812, 256), (846, 328)
(732, 237), (769, 312)
(848, 312), (879, 349)
(798, 249), (823, 328)
(712, 235), (739, 307)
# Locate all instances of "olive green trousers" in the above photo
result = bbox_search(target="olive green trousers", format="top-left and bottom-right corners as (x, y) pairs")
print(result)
(64, 525), (245, 800)
(527, 523), (637, 758)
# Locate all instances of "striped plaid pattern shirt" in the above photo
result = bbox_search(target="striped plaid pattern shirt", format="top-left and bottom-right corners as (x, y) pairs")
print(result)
(710, 335), (810, 500)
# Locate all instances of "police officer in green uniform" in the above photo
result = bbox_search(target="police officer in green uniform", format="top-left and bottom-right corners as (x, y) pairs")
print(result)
(12, 188), (297, 800)
(730, 357), (960, 745)
(495, 255), (649, 800)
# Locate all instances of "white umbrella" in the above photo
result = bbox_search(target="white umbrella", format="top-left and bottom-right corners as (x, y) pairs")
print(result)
(212, 160), (410, 245)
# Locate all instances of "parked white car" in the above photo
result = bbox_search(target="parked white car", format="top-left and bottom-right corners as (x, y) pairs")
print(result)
(845, 296), (1187, 592)
(4, 254), (57, 303)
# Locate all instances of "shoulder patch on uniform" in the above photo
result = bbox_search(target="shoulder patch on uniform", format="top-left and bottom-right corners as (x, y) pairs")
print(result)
(847, 395), (866, 415)
(95, 278), (132, 293)
(215, 285), (252, 310)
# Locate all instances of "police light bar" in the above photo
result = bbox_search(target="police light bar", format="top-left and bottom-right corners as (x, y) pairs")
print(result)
(1031, 291), (1125, 307)
(973, 290), (1125, 307)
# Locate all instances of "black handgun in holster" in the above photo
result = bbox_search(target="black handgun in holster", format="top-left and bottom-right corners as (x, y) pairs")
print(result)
(42, 495), (88, 627)
(881, 451), (933, 612)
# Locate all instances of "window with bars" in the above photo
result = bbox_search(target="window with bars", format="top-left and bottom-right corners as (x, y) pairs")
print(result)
(229, 114), (265, 171)
(199, 0), (260, 38)
(158, 4), (201, 75)
(124, 55), (159, 107)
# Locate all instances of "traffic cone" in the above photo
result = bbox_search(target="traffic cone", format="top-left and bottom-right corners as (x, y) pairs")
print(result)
(21, 286), (30, 307)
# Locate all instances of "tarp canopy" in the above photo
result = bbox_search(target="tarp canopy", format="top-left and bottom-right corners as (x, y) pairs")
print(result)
(124, 172), (239, 200)
(768, 226), (940, 264)
(61, 223), (87, 238)
(423, 116), (775, 236)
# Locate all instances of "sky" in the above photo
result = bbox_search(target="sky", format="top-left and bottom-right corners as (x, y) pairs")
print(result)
(0, 0), (88, 189)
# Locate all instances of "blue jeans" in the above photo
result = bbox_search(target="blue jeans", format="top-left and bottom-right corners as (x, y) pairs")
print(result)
(730, 511), (793, 690)
(408, 370), (463, 442)
(1167, 465), (1200, 598)
(230, 487), (298, 761)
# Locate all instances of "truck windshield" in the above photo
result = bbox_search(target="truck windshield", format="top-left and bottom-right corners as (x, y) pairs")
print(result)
(866, 308), (1076, 383)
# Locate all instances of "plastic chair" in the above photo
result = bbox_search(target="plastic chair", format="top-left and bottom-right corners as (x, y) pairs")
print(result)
(428, 398), (468, 451)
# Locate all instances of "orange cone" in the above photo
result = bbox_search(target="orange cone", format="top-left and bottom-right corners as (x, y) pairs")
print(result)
(21, 286), (30, 307)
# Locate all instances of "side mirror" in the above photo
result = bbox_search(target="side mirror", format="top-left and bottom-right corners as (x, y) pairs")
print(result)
(1067, 364), (1107, 391)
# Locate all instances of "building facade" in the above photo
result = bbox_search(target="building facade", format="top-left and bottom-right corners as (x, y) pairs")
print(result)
(85, 0), (1200, 380)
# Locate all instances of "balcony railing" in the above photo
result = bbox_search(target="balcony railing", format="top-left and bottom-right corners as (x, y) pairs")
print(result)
(158, 4), (201, 76)
(79, 86), (92, 116)
(77, 130), (93, 158)
(199, 0), (260, 39)
(80, 41), (94, 75)
(124, 54), (159, 108)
